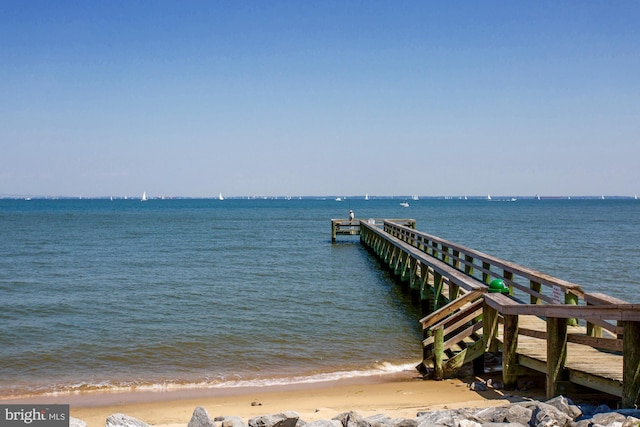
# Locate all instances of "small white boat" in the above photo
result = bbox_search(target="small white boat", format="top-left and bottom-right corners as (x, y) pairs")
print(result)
(218, 192), (224, 201)
(487, 194), (492, 201)
(400, 201), (409, 207)
(141, 192), (148, 202)
(335, 197), (343, 202)
(364, 193), (369, 201)
(412, 195), (419, 201)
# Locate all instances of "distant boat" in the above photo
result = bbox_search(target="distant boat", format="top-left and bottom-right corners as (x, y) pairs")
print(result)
(487, 194), (492, 201)
(364, 193), (369, 201)
(412, 195), (419, 201)
(141, 192), (148, 202)
(335, 197), (343, 202)
(218, 192), (224, 201)
(536, 194), (541, 200)
(400, 201), (410, 207)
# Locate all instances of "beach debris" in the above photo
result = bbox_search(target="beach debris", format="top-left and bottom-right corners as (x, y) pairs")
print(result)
(252, 402), (263, 406)
(468, 381), (488, 392)
(188, 406), (216, 427)
(105, 413), (150, 427)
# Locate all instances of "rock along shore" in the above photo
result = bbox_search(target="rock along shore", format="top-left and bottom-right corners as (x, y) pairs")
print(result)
(69, 395), (640, 427)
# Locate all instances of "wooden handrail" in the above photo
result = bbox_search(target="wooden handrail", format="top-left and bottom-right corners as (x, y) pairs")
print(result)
(484, 293), (640, 321)
(384, 220), (583, 295)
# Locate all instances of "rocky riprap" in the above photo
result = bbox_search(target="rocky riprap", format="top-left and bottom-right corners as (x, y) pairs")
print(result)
(70, 396), (640, 427)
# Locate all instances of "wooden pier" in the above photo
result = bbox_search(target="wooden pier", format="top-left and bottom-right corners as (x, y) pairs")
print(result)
(333, 218), (640, 408)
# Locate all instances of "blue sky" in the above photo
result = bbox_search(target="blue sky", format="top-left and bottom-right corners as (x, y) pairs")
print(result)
(1, 1), (639, 198)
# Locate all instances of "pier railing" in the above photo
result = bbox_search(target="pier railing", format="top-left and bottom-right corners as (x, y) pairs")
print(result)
(383, 221), (584, 316)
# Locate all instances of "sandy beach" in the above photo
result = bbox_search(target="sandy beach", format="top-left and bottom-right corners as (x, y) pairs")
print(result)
(0, 371), (544, 427)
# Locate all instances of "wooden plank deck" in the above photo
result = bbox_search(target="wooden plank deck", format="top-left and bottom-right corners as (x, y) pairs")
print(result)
(504, 315), (624, 397)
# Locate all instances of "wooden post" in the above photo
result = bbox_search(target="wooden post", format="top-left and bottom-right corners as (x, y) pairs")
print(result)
(530, 280), (542, 304)
(464, 255), (474, 276)
(483, 302), (500, 353)
(442, 245), (450, 264)
(482, 262), (491, 284)
(433, 272), (444, 311)
(502, 313), (519, 390)
(400, 253), (411, 282)
(409, 258), (418, 292)
(331, 220), (337, 242)
(504, 271), (514, 296)
(433, 326), (444, 380)
(420, 266), (433, 314)
(565, 292), (579, 327)
(586, 301), (602, 338)
(622, 320), (640, 408)
(546, 317), (568, 399)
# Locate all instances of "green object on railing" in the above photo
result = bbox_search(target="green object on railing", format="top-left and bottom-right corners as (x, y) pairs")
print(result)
(489, 278), (509, 293)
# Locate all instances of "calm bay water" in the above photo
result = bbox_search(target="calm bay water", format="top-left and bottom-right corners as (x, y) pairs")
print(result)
(1, 197), (638, 398)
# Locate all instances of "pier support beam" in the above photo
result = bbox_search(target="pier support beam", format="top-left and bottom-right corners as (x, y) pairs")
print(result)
(502, 314), (519, 390)
(622, 320), (640, 408)
(546, 317), (568, 399)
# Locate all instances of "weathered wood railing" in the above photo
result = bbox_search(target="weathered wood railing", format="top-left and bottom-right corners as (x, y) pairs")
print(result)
(383, 221), (589, 323)
(485, 293), (640, 408)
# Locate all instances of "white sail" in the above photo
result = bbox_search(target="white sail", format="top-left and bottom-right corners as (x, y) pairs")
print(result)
(141, 192), (147, 202)
(218, 192), (224, 201)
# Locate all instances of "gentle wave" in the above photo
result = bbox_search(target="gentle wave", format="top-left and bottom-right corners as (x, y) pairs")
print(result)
(27, 360), (422, 398)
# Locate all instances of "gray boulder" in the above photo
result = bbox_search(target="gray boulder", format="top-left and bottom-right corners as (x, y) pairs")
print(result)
(393, 419), (418, 427)
(305, 421), (342, 427)
(504, 405), (533, 426)
(333, 411), (370, 427)
(473, 406), (509, 423)
(217, 416), (246, 427)
(545, 395), (582, 420)
(513, 401), (573, 427)
(480, 424), (529, 427)
(249, 411), (300, 427)
(189, 407), (215, 427)
(69, 417), (87, 427)
(105, 413), (150, 427)
(416, 409), (457, 427)
(591, 411), (626, 427)
(622, 416), (640, 427)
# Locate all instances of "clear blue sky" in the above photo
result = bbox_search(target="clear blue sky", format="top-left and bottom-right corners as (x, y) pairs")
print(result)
(1, 1), (639, 198)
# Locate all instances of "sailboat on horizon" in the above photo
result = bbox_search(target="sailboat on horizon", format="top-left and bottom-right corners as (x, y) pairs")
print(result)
(141, 192), (148, 202)
(218, 192), (224, 201)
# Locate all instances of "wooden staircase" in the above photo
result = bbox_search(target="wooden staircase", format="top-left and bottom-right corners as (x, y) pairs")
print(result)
(418, 290), (487, 379)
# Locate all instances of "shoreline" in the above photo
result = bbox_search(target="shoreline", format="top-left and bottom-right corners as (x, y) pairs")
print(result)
(1, 372), (544, 427)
